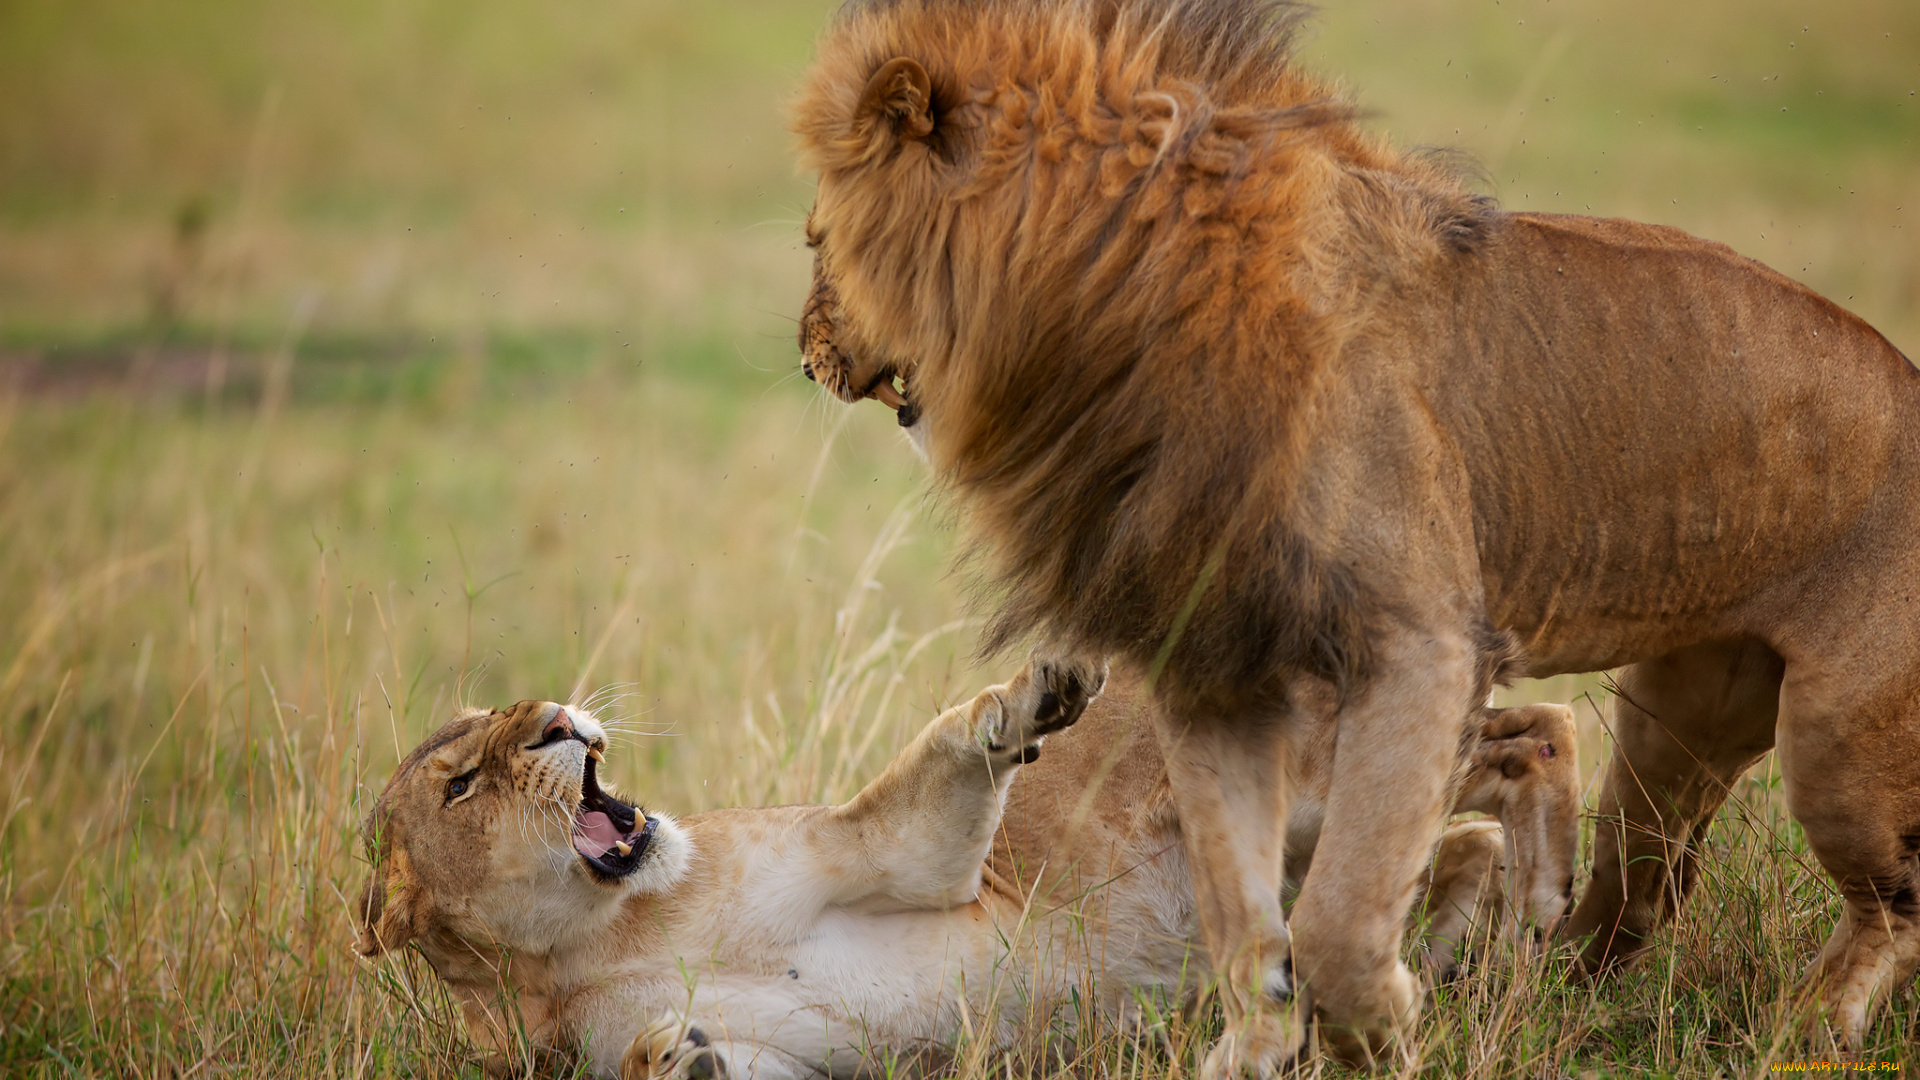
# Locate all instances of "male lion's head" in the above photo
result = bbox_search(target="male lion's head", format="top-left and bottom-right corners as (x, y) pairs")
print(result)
(790, 0), (1434, 706)
(353, 701), (689, 960)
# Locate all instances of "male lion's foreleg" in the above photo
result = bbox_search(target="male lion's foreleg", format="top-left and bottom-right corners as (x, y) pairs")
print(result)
(1150, 702), (1302, 1079)
(1288, 628), (1480, 1067)
(1564, 640), (1780, 971)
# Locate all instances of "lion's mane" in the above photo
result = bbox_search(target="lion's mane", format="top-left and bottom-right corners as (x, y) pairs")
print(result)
(794, 0), (1499, 709)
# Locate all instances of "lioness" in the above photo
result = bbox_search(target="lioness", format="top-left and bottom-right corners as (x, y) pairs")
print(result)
(355, 662), (1578, 1078)
(791, 0), (1920, 1064)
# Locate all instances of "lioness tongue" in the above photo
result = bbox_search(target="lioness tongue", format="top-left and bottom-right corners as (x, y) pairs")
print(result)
(573, 810), (622, 859)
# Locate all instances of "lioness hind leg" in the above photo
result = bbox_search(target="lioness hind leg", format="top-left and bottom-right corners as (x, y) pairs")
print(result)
(1565, 639), (1781, 971)
(1417, 820), (1507, 982)
(1454, 702), (1582, 934)
(1777, 672), (1920, 1048)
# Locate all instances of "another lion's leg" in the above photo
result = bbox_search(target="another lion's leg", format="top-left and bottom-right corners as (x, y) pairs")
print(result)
(1777, 670), (1920, 1049)
(1415, 820), (1507, 982)
(1150, 699), (1302, 1078)
(1564, 639), (1780, 971)
(1288, 627), (1478, 1066)
(1452, 703), (1581, 936)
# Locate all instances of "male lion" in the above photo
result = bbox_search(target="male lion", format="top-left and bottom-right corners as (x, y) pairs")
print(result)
(354, 665), (1578, 1078)
(790, 0), (1920, 1067)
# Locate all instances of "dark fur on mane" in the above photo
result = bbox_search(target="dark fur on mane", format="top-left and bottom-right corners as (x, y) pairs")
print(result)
(838, 0), (1316, 105)
(797, 0), (1500, 713)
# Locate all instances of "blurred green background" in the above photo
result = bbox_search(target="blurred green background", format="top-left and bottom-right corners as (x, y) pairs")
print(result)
(0, 0), (1915, 1074)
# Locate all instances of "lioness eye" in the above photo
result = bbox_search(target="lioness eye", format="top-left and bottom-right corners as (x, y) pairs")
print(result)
(445, 770), (478, 803)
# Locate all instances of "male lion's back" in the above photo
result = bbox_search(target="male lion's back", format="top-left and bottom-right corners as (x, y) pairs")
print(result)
(1419, 210), (1920, 674)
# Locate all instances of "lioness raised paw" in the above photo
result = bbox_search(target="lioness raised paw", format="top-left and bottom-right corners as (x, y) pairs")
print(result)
(974, 654), (1108, 762)
(622, 1016), (727, 1080)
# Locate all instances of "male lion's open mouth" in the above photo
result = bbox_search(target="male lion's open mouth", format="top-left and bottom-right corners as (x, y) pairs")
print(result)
(572, 750), (655, 880)
(862, 368), (918, 429)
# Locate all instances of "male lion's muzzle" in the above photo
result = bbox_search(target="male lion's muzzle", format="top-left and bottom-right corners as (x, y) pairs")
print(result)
(799, 263), (862, 404)
(798, 258), (920, 428)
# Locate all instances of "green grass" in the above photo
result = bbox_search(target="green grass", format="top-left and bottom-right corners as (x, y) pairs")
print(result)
(0, 0), (1916, 1075)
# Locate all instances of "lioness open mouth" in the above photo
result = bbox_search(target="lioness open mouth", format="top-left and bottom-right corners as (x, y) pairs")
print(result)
(573, 750), (654, 880)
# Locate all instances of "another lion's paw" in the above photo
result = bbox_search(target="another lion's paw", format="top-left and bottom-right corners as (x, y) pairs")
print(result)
(976, 654), (1108, 762)
(622, 1016), (728, 1080)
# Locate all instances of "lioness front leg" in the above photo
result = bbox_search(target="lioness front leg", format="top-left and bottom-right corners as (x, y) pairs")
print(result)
(622, 1015), (811, 1080)
(817, 654), (1106, 909)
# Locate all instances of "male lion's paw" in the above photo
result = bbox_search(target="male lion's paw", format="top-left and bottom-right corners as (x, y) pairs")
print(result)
(977, 654), (1108, 762)
(1316, 963), (1421, 1068)
(622, 1016), (728, 1080)
(1198, 1005), (1307, 1080)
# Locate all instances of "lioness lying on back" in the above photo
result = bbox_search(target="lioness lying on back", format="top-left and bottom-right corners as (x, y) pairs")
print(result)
(355, 661), (1577, 1078)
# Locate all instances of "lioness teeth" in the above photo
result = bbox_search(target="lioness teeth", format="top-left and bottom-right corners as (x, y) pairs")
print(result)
(587, 747), (605, 762)
(614, 841), (633, 856)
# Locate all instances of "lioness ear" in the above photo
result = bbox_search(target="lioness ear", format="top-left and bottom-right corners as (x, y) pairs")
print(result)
(857, 56), (935, 141)
(353, 847), (422, 957)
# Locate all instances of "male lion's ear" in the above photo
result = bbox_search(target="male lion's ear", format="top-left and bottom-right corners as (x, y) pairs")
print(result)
(353, 847), (421, 957)
(857, 57), (935, 141)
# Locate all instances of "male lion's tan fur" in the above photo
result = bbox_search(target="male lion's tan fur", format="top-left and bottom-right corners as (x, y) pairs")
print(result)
(791, 0), (1920, 1065)
(356, 665), (1578, 1079)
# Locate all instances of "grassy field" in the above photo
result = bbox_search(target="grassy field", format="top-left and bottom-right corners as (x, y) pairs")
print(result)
(0, 0), (1915, 1075)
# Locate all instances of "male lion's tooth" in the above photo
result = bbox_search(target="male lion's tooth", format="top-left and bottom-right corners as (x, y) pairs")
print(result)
(588, 747), (605, 762)
(614, 841), (632, 856)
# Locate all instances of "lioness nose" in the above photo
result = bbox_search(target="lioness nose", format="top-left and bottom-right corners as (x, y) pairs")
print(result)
(541, 706), (576, 744)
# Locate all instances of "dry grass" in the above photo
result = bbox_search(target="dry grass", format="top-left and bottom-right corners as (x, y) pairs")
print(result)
(1, 0), (1916, 1075)
(0, 376), (974, 1077)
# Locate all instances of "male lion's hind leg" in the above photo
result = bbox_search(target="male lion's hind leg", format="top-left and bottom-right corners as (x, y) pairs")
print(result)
(1777, 669), (1920, 1048)
(1564, 639), (1782, 971)
(1150, 699), (1302, 1079)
